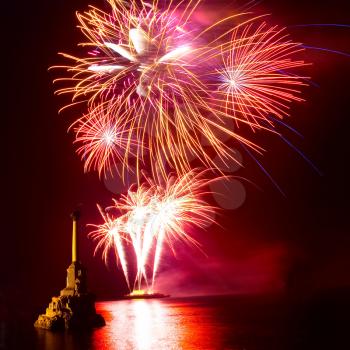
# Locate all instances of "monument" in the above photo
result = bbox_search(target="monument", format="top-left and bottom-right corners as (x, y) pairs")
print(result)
(34, 211), (105, 330)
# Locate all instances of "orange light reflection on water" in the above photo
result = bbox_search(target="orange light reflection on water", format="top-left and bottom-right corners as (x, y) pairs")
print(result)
(93, 299), (230, 350)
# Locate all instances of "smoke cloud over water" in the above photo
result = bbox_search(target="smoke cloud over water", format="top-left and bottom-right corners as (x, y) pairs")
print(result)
(154, 243), (288, 297)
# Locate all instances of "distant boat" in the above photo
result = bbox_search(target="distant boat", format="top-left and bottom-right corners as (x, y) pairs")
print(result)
(117, 290), (170, 300)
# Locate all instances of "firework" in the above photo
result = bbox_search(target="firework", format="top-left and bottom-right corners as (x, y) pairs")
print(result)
(73, 111), (125, 176)
(53, 0), (308, 178)
(73, 102), (140, 176)
(89, 205), (131, 289)
(89, 170), (216, 291)
(214, 22), (307, 126)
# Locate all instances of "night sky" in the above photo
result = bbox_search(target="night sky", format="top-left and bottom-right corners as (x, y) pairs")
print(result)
(2, 0), (350, 310)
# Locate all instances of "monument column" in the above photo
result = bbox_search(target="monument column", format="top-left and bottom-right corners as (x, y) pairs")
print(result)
(34, 210), (105, 329)
(71, 211), (80, 263)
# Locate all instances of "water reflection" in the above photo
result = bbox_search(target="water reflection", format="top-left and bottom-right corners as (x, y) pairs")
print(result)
(35, 298), (244, 349)
(92, 299), (230, 350)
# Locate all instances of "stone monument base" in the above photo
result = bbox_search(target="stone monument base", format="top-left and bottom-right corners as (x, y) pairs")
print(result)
(34, 293), (105, 330)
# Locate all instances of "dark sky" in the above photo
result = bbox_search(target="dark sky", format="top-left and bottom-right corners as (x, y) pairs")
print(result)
(2, 0), (350, 307)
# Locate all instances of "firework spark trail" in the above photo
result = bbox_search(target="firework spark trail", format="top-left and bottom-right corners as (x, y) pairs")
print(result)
(213, 22), (308, 126)
(89, 170), (216, 291)
(52, 0), (308, 179)
(72, 103), (140, 176)
(90, 205), (131, 289)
